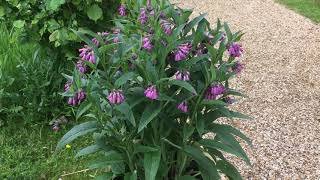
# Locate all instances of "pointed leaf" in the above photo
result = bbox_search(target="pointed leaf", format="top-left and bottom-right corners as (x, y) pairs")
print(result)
(169, 80), (197, 95)
(183, 145), (220, 180)
(115, 102), (136, 126)
(217, 160), (242, 180)
(144, 150), (161, 180)
(115, 72), (135, 88)
(56, 121), (98, 151)
(76, 145), (101, 158)
(138, 102), (161, 132)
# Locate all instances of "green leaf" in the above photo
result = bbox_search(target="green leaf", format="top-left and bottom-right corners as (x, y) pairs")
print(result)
(87, 4), (103, 21)
(196, 118), (205, 135)
(199, 139), (247, 163)
(184, 14), (207, 35)
(169, 80), (197, 95)
(134, 145), (158, 154)
(0, 6), (5, 17)
(115, 72), (135, 88)
(56, 121), (98, 151)
(183, 145), (220, 179)
(95, 172), (113, 180)
(48, 0), (66, 11)
(124, 171), (137, 180)
(202, 100), (227, 107)
(144, 150), (161, 180)
(224, 22), (232, 42)
(229, 111), (252, 120)
(178, 175), (197, 180)
(138, 102), (161, 132)
(183, 125), (195, 142)
(115, 102), (136, 126)
(75, 145), (101, 158)
(13, 20), (25, 29)
(89, 151), (124, 169)
(217, 160), (242, 180)
(209, 124), (251, 146)
(76, 103), (92, 120)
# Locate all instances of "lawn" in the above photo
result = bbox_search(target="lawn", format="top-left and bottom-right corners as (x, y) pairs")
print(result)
(0, 124), (98, 179)
(277, 0), (320, 23)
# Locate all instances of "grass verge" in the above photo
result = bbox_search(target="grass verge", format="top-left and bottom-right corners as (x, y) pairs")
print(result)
(277, 0), (320, 23)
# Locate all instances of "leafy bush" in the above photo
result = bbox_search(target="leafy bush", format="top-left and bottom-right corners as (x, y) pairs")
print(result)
(57, 0), (250, 179)
(0, 0), (120, 53)
(0, 24), (67, 125)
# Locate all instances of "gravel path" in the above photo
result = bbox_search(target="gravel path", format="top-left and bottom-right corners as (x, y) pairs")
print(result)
(173, 0), (320, 178)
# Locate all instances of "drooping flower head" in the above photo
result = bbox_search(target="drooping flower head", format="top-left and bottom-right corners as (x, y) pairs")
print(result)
(108, 90), (125, 105)
(205, 84), (226, 100)
(76, 60), (87, 74)
(174, 42), (192, 61)
(68, 90), (86, 106)
(118, 4), (127, 16)
(64, 80), (73, 92)
(142, 36), (153, 51)
(232, 61), (244, 74)
(177, 102), (188, 113)
(174, 70), (190, 81)
(92, 32), (109, 47)
(138, 8), (148, 25)
(79, 45), (95, 64)
(52, 122), (60, 132)
(228, 43), (243, 58)
(160, 19), (173, 35)
(144, 85), (158, 100)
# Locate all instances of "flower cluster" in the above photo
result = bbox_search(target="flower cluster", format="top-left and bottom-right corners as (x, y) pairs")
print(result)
(205, 84), (226, 100)
(174, 70), (190, 81)
(175, 42), (192, 61)
(108, 90), (125, 105)
(68, 90), (86, 106)
(228, 43), (243, 58)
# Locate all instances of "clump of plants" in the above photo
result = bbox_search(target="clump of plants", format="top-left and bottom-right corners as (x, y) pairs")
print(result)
(57, 0), (251, 179)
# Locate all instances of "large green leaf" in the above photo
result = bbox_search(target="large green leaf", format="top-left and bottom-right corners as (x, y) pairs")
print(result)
(48, 0), (66, 11)
(184, 14), (207, 35)
(183, 145), (220, 180)
(75, 145), (101, 158)
(223, 22), (232, 42)
(115, 102), (136, 126)
(87, 4), (103, 21)
(199, 139), (247, 163)
(76, 102), (92, 120)
(144, 150), (161, 180)
(216, 160), (242, 180)
(89, 151), (124, 169)
(124, 171), (137, 180)
(169, 80), (197, 95)
(115, 72), (135, 88)
(56, 121), (98, 151)
(138, 102), (161, 132)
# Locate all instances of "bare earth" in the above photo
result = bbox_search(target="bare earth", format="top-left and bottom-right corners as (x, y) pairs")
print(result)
(172, 0), (320, 179)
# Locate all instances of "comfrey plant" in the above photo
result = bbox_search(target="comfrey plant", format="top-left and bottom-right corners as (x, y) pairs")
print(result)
(57, 0), (250, 179)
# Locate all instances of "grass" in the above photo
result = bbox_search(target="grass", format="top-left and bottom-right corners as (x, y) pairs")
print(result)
(0, 124), (99, 179)
(277, 0), (320, 23)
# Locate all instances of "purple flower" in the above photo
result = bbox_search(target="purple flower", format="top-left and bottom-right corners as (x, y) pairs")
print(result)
(228, 43), (243, 58)
(142, 37), (153, 51)
(118, 4), (127, 16)
(138, 8), (148, 25)
(159, 12), (166, 19)
(160, 19), (173, 35)
(174, 70), (190, 81)
(79, 45), (95, 64)
(231, 61), (244, 74)
(205, 84), (226, 100)
(177, 102), (188, 113)
(68, 90), (86, 106)
(64, 81), (72, 92)
(76, 60), (87, 74)
(92, 38), (99, 46)
(108, 90), (125, 105)
(211, 84), (226, 96)
(144, 85), (158, 100)
(174, 42), (192, 61)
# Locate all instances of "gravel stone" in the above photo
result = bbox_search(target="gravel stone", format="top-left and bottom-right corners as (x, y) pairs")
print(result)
(172, 0), (320, 178)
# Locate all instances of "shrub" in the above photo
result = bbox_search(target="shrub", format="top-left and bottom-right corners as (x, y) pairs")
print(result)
(0, 0), (120, 53)
(0, 24), (67, 125)
(57, 0), (250, 179)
